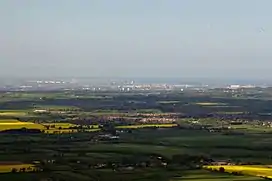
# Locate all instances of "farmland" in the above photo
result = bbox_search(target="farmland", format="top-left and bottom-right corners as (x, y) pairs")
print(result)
(0, 120), (44, 131)
(0, 120), (175, 133)
(0, 110), (27, 117)
(203, 165), (272, 179)
(0, 163), (36, 173)
(172, 170), (263, 181)
(0, 120), (101, 133)
(1, 90), (272, 180)
(195, 102), (227, 106)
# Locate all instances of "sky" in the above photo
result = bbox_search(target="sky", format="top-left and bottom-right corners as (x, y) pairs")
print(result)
(1, 0), (272, 80)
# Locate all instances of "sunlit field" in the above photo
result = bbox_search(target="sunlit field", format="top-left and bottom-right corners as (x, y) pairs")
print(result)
(204, 165), (272, 179)
(0, 163), (36, 173)
(158, 101), (180, 104)
(195, 102), (228, 106)
(0, 111), (27, 117)
(0, 120), (177, 134)
(0, 120), (44, 131)
(0, 120), (101, 133)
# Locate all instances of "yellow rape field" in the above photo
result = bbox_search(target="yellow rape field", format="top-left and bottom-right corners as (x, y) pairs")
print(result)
(0, 120), (176, 134)
(0, 164), (36, 173)
(203, 165), (272, 179)
(0, 120), (44, 131)
(0, 120), (101, 134)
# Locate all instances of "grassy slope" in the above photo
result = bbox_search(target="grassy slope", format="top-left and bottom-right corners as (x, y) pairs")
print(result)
(171, 170), (263, 181)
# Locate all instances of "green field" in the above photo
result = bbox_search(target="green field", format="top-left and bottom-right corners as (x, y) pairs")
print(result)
(171, 170), (263, 181)
(86, 143), (184, 158)
(230, 124), (272, 133)
(135, 109), (162, 113)
(1, 90), (272, 180)
(216, 111), (245, 115)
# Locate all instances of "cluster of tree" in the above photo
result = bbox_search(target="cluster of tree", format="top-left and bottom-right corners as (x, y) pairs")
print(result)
(170, 154), (211, 168)
(0, 128), (42, 134)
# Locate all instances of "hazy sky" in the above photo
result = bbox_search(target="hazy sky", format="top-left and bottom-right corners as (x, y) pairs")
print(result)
(1, 0), (272, 79)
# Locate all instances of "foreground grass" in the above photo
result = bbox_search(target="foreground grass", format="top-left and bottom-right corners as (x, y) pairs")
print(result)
(171, 170), (263, 181)
(0, 173), (41, 181)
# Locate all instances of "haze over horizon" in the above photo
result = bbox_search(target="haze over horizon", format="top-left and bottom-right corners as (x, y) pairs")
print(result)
(1, 0), (272, 80)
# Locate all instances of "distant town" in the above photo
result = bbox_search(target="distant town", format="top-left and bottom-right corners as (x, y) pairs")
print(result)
(0, 78), (268, 93)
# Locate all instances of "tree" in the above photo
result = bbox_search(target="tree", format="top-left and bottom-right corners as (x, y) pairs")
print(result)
(219, 167), (225, 173)
(11, 168), (17, 173)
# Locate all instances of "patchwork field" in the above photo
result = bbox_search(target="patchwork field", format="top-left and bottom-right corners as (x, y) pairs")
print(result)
(1, 88), (272, 181)
(0, 120), (101, 133)
(0, 119), (177, 134)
